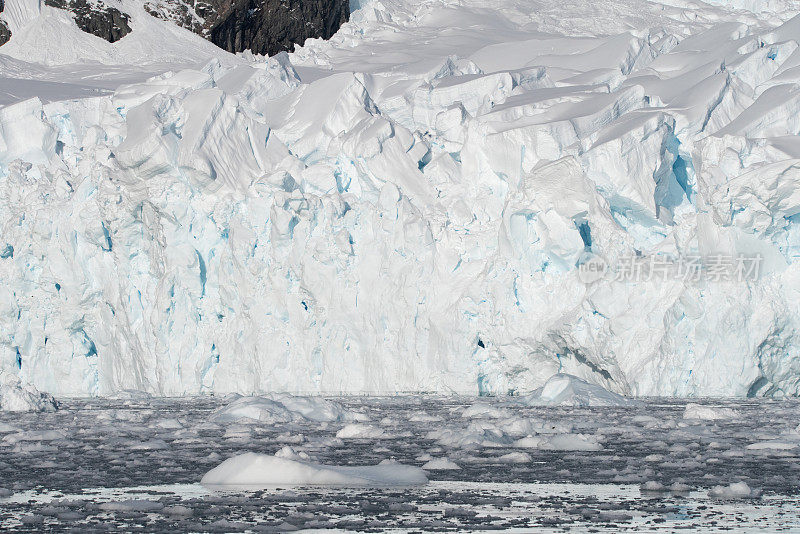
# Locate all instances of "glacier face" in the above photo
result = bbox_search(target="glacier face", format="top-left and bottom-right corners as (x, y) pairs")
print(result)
(2, 0), (800, 397)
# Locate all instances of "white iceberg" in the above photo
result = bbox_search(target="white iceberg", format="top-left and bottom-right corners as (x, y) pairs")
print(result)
(422, 457), (461, 470)
(497, 451), (531, 463)
(0, 372), (58, 412)
(201, 452), (428, 487)
(682, 403), (738, 420)
(709, 481), (761, 499)
(513, 433), (603, 451)
(519, 374), (637, 407)
(209, 395), (362, 424)
(335, 423), (393, 439)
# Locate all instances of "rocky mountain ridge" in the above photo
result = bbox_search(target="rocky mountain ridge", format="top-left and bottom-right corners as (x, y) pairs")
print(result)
(0, 0), (349, 55)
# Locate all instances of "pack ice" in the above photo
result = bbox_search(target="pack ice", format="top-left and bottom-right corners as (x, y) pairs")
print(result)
(2, 0), (800, 399)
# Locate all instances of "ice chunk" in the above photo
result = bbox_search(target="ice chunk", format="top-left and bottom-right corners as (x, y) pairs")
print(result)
(682, 403), (738, 420)
(519, 374), (636, 407)
(0, 372), (58, 412)
(641, 481), (666, 492)
(514, 433), (603, 451)
(745, 440), (797, 450)
(99, 500), (164, 512)
(460, 403), (512, 419)
(209, 395), (361, 424)
(270, 394), (368, 422)
(0, 98), (57, 164)
(110, 390), (153, 401)
(335, 423), (393, 439)
(274, 445), (311, 462)
(209, 397), (295, 424)
(2, 429), (65, 443)
(427, 426), (511, 449)
(709, 481), (760, 499)
(201, 452), (428, 486)
(162, 505), (193, 517)
(497, 451), (531, 463)
(422, 457), (461, 470)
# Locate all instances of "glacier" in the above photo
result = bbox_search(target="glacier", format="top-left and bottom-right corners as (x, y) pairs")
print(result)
(2, 0), (800, 399)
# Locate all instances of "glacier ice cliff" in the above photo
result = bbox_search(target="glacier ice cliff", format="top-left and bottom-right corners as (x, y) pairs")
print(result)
(2, 0), (800, 397)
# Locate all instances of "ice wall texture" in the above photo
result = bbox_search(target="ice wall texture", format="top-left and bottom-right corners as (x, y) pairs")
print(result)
(2, 0), (800, 397)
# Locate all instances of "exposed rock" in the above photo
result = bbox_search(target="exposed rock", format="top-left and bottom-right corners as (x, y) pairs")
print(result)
(40, 0), (349, 54)
(44, 0), (132, 43)
(0, 0), (8, 47)
(144, 0), (207, 35)
(0, 20), (10, 48)
(209, 0), (350, 56)
(145, 0), (350, 56)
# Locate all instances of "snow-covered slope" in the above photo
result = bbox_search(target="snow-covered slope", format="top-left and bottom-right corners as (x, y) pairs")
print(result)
(2, 0), (800, 398)
(0, 0), (240, 106)
(0, 0), (236, 66)
(0, 0), (350, 62)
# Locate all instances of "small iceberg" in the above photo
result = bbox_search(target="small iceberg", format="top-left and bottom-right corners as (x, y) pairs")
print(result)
(682, 403), (738, 420)
(201, 452), (428, 487)
(209, 395), (366, 424)
(0, 371), (58, 412)
(709, 481), (761, 499)
(519, 374), (637, 407)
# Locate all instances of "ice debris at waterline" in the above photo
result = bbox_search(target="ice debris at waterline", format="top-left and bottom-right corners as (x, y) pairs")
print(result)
(208, 394), (367, 423)
(709, 481), (762, 499)
(201, 452), (428, 486)
(517, 374), (639, 407)
(4, 0), (800, 397)
(682, 403), (739, 420)
(0, 371), (58, 412)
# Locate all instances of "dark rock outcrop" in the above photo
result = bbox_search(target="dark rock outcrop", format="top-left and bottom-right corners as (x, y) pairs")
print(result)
(145, 0), (350, 56)
(44, 0), (132, 43)
(0, 21), (9, 48)
(0, 0), (8, 47)
(208, 0), (350, 56)
(36, 0), (349, 55)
